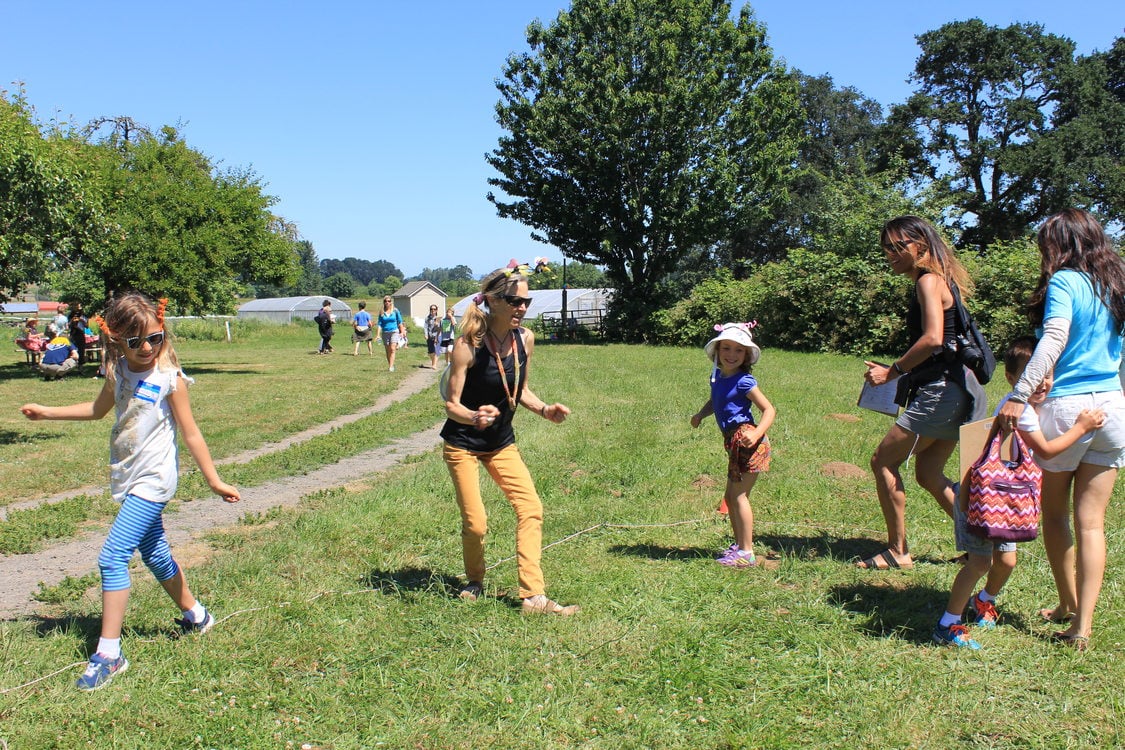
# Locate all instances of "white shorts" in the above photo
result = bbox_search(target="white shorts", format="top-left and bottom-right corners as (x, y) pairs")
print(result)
(1035, 390), (1125, 472)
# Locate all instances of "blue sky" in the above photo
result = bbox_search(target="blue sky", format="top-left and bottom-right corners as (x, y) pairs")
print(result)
(2, 1), (1118, 279)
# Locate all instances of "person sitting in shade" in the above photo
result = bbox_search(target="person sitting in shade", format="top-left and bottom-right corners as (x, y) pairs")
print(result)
(39, 332), (80, 381)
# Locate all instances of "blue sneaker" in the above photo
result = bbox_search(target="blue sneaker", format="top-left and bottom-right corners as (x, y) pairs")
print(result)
(932, 622), (981, 649)
(175, 610), (214, 635)
(76, 653), (129, 691)
(968, 594), (999, 629)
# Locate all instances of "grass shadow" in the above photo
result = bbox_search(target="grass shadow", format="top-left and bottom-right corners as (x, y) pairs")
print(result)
(0, 362), (44, 381)
(760, 533), (961, 568)
(0, 429), (59, 446)
(607, 542), (713, 561)
(178, 366), (269, 376)
(26, 613), (173, 651)
(362, 566), (464, 599)
(827, 581), (947, 644)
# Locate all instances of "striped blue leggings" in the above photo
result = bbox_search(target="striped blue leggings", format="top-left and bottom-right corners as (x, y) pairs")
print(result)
(98, 494), (179, 592)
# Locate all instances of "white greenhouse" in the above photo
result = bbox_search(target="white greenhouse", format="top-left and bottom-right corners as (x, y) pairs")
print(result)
(450, 288), (612, 334)
(236, 296), (352, 324)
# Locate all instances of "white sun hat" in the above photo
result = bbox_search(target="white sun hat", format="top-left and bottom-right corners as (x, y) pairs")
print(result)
(704, 322), (761, 366)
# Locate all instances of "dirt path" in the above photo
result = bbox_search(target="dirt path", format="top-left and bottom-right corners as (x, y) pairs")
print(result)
(0, 367), (443, 619)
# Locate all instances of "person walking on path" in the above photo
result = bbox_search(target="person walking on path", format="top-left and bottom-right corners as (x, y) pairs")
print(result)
(997, 208), (1125, 651)
(424, 304), (442, 369)
(378, 296), (405, 371)
(440, 307), (457, 366)
(352, 301), (375, 356)
(20, 292), (239, 690)
(860, 216), (986, 570)
(314, 300), (335, 354)
(690, 322), (776, 569)
(440, 262), (578, 615)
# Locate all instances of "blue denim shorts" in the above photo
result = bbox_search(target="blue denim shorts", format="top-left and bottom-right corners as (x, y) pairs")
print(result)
(954, 502), (1017, 556)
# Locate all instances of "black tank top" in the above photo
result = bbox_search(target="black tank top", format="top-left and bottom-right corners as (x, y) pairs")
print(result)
(906, 271), (958, 381)
(440, 331), (528, 452)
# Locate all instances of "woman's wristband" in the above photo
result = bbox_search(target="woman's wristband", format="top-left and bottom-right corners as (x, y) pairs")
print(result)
(891, 361), (906, 375)
(540, 404), (548, 417)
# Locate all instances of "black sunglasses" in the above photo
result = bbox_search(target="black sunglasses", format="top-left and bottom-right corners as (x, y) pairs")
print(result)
(500, 294), (533, 308)
(122, 331), (166, 350)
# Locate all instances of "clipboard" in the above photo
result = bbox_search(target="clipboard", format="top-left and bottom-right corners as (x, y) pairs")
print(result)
(857, 363), (899, 416)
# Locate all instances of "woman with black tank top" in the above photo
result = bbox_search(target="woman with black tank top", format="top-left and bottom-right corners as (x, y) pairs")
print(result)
(440, 264), (578, 615)
(859, 216), (986, 570)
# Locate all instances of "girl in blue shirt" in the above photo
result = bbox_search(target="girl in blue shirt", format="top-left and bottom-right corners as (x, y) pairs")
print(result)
(998, 209), (1125, 650)
(691, 323), (776, 568)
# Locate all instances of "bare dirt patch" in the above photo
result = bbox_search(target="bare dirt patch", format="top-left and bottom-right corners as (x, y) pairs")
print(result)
(825, 413), (860, 423)
(820, 461), (867, 479)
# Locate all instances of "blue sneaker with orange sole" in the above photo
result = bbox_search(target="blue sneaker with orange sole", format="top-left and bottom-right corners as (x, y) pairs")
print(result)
(932, 622), (981, 649)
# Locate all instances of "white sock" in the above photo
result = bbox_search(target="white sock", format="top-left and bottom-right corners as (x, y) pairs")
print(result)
(939, 612), (961, 628)
(96, 637), (121, 659)
(978, 589), (997, 603)
(183, 602), (207, 623)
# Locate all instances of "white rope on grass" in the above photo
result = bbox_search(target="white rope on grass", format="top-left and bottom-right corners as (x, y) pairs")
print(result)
(0, 514), (897, 694)
(0, 661), (85, 695)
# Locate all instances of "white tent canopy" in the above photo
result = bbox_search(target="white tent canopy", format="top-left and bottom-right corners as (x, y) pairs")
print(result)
(237, 296), (352, 324)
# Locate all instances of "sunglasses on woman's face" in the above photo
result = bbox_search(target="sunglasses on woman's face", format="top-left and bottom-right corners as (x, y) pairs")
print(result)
(500, 295), (533, 308)
(122, 331), (166, 350)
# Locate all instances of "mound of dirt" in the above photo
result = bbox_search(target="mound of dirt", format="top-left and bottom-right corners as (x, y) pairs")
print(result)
(820, 461), (866, 479)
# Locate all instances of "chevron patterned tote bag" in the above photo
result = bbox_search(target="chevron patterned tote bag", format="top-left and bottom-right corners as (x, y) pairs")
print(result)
(966, 423), (1042, 542)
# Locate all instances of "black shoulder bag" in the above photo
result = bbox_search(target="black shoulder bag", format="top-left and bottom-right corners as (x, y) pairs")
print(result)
(949, 282), (996, 385)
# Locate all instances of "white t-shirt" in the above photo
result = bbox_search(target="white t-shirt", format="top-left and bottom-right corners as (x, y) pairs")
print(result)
(108, 360), (180, 503)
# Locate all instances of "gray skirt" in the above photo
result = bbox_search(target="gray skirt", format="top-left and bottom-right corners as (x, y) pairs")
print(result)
(352, 327), (374, 343)
(895, 370), (985, 442)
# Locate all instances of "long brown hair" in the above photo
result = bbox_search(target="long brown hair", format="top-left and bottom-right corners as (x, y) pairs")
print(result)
(1027, 209), (1125, 329)
(95, 292), (180, 382)
(881, 215), (973, 296)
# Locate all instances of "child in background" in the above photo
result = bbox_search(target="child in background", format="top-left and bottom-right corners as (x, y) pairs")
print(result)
(21, 292), (240, 689)
(690, 323), (776, 568)
(440, 307), (457, 365)
(933, 336), (1105, 648)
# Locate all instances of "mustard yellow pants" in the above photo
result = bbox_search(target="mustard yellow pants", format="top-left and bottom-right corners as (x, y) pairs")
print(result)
(443, 442), (544, 598)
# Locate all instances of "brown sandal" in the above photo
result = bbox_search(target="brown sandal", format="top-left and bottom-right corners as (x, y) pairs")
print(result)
(856, 550), (913, 570)
(521, 595), (580, 616)
(1039, 607), (1074, 624)
(1050, 632), (1089, 651)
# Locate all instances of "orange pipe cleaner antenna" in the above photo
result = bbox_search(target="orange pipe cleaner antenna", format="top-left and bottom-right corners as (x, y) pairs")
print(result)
(92, 314), (114, 339)
(156, 298), (169, 326)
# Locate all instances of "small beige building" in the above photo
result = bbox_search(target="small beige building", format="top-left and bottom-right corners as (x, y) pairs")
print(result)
(393, 281), (448, 326)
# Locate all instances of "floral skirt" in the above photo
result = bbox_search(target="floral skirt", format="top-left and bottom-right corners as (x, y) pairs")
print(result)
(723, 423), (771, 481)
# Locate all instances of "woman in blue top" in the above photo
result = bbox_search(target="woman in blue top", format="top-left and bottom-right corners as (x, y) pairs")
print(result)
(998, 209), (1125, 650)
(690, 323), (776, 568)
(377, 296), (405, 371)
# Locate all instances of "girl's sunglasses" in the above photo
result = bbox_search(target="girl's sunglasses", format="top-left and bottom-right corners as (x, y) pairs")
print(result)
(500, 295), (533, 308)
(121, 331), (166, 350)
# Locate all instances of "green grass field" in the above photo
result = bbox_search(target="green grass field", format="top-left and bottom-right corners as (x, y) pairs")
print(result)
(1, 325), (1122, 748)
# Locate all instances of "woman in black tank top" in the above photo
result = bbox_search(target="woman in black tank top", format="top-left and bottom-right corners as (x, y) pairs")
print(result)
(859, 216), (984, 571)
(440, 264), (578, 615)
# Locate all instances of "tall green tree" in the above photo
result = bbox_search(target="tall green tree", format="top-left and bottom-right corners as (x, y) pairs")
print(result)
(85, 126), (297, 313)
(487, 0), (802, 339)
(727, 72), (902, 266)
(894, 20), (1121, 247)
(294, 240), (323, 295)
(0, 90), (108, 300)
